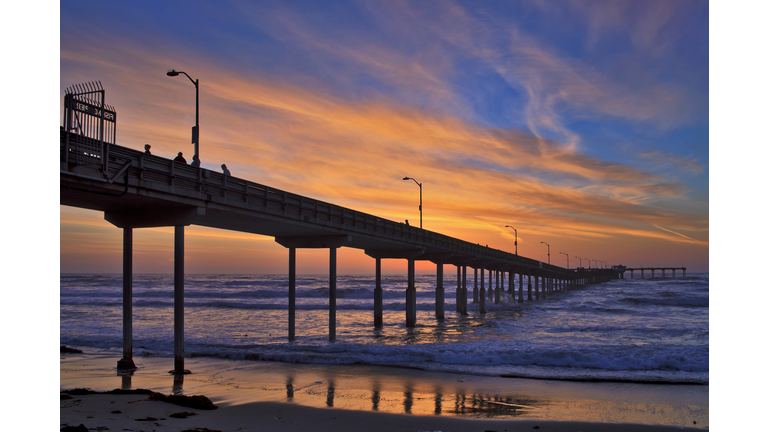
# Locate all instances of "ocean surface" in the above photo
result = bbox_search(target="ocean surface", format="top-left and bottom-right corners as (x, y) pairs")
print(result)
(60, 272), (709, 384)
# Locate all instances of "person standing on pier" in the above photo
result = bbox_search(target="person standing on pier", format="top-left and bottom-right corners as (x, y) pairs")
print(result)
(221, 164), (231, 176)
(174, 152), (187, 164)
(144, 144), (151, 155)
(191, 154), (201, 167)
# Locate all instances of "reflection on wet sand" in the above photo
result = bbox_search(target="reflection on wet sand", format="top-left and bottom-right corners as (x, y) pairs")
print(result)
(276, 373), (541, 418)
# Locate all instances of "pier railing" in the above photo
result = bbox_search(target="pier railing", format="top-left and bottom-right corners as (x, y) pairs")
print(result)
(61, 133), (588, 277)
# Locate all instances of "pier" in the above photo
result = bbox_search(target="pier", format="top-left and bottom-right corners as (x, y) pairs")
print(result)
(623, 267), (687, 279)
(60, 83), (622, 374)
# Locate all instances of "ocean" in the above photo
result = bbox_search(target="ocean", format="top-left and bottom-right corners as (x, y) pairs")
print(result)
(60, 272), (708, 385)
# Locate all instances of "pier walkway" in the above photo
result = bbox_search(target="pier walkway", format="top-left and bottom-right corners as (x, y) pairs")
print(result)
(60, 82), (620, 374)
(623, 267), (687, 278)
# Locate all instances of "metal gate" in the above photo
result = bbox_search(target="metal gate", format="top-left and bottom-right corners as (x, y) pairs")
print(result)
(62, 81), (117, 171)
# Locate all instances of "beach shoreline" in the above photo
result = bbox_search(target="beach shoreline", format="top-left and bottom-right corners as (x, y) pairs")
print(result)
(60, 353), (708, 430)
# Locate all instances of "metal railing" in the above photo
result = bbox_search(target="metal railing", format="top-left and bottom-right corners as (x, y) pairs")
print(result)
(63, 136), (594, 277)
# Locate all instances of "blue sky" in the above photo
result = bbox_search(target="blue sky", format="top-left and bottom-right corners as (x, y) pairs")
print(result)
(52, 0), (713, 273)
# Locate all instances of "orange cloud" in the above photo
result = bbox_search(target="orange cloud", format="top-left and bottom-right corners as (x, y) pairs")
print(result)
(60, 20), (707, 273)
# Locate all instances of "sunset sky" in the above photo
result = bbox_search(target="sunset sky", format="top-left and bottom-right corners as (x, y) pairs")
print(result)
(58, 0), (710, 274)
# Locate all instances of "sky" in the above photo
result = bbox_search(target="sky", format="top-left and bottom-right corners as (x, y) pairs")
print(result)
(56, 0), (710, 274)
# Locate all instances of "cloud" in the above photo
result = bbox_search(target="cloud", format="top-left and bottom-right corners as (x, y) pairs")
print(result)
(59, 2), (708, 272)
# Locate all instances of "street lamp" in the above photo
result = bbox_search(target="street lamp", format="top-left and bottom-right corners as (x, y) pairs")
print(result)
(559, 252), (569, 269)
(167, 69), (200, 161)
(505, 225), (518, 255)
(402, 177), (422, 228)
(584, 257), (591, 269)
(540, 241), (550, 264)
(574, 256), (582, 268)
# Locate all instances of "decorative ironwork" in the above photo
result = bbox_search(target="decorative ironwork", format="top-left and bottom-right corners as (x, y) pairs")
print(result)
(62, 81), (117, 170)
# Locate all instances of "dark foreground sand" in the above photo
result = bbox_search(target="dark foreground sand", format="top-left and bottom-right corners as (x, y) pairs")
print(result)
(60, 354), (708, 431)
(61, 392), (701, 432)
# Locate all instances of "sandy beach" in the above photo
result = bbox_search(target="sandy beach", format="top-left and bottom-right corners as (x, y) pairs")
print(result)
(60, 353), (707, 431)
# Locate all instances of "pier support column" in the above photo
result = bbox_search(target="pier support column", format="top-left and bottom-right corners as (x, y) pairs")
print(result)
(406, 258), (416, 327)
(173, 225), (186, 374)
(329, 247), (337, 341)
(461, 265), (468, 316)
(456, 266), (461, 313)
(118, 228), (136, 370)
(374, 258), (383, 328)
(479, 267), (486, 314)
(487, 269), (493, 301)
(495, 271), (501, 304)
(435, 261), (444, 320)
(473, 268), (478, 303)
(527, 274), (533, 301)
(288, 247), (296, 341)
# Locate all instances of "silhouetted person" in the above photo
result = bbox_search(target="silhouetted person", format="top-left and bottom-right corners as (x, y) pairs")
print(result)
(144, 144), (151, 155)
(221, 164), (231, 176)
(191, 154), (200, 167)
(174, 152), (187, 164)
(405, 220), (409, 226)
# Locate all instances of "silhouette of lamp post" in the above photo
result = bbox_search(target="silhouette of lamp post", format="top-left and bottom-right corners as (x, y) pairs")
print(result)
(505, 225), (518, 255)
(584, 258), (591, 269)
(166, 69), (200, 161)
(402, 177), (422, 228)
(540, 241), (550, 264)
(559, 252), (569, 269)
(574, 256), (582, 268)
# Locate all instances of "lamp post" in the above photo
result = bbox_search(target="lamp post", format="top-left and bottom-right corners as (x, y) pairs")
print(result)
(402, 177), (422, 229)
(584, 257), (591, 269)
(167, 69), (200, 161)
(574, 256), (582, 268)
(540, 242), (550, 264)
(559, 252), (569, 269)
(505, 225), (518, 255)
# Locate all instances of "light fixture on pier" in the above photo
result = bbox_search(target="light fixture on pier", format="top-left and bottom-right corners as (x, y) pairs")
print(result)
(166, 69), (200, 161)
(540, 241), (550, 264)
(505, 225), (518, 255)
(559, 251), (569, 269)
(402, 177), (422, 229)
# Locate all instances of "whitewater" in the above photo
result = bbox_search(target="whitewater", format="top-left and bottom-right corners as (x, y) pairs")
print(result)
(60, 272), (708, 384)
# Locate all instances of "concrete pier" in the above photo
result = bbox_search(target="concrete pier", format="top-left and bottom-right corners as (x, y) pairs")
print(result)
(174, 225), (185, 374)
(374, 258), (383, 327)
(61, 123), (627, 373)
(435, 261), (444, 320)
(479, 267), (486, 314)
(461, 265), (468, 316)
(406, 258), (416, 327)
(288, 247), (296, 341)
(117, 228), (135, 370)
(329, 247), (337, 341)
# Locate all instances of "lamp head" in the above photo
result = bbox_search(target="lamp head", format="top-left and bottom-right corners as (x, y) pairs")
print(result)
(167, 70), (180, 77)
(402, 177), (410, 180)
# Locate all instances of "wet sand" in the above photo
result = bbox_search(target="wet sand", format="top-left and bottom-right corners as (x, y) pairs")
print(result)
(59, 353), (707, 430)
